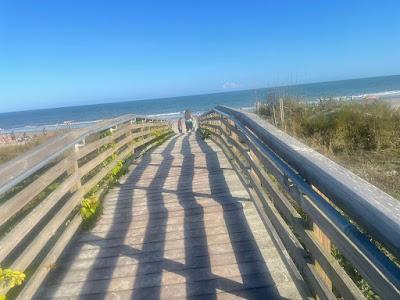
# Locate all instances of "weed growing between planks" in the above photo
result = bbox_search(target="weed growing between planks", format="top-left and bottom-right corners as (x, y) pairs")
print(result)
(79, 128), (174, 229)
(0, 268), (25, 299)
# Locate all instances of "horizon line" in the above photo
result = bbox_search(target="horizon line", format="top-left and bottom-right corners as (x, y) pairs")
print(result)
(1, 73), (399, 115)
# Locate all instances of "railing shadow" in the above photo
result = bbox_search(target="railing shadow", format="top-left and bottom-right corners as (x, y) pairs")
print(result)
(177, 134), (217, 298)
(36, 133), (297, 299)
(195, 133), (284, 298)
(129, 135), (177, 298)
(36, 137), (178, 299)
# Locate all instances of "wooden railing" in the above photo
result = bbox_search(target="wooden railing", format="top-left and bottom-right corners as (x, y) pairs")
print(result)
(0, 115), (172, 298)
(200, 106), (400, 300)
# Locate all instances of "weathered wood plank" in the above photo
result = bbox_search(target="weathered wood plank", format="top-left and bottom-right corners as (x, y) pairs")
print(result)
(0, 115), (138, 195)
(9, 190), (82, 272)
(89, 209), (259, 235)
(76, 123), (132, 159)
(36, 133), (308, 299)
(216, 105), (400, 257)
(47, 249), (268, 284)
(79, 132), (133, 177)
(17, 213), (82, 299)
(0, 156), (72, 228)
(207, 130), (332, 299)
(0, 116), (169, 299)
(77, 123), (167, 161)
(213, 120), (364, 299)
(204, 107), (400, 299)
(0, 174), (76, 264)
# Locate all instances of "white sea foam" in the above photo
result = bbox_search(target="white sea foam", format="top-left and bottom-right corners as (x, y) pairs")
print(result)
(147, 111), (183, 118)
(147, 110), (209, 119)
(71, 119), (104, 125)
(3, 86), (400, 133)
(345, 90), (400, 100)
(0, 119), (104, 134)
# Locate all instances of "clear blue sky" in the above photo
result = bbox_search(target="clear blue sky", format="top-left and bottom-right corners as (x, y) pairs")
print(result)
(1, 0), (399, 113)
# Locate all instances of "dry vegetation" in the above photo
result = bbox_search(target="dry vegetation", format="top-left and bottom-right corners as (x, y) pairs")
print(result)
(256, 98), (400, 200)
(0, 133), (59, 165)
(257, 98), (399, 299)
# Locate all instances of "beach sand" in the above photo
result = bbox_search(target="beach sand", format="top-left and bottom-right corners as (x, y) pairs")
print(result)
(384, 97), (400, 108)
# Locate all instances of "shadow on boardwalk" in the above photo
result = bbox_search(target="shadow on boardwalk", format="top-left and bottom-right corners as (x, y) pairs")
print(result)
(36, 133), (301, 299)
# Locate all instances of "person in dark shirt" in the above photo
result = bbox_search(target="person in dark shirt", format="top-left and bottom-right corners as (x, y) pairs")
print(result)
(184, 109), (193, 132)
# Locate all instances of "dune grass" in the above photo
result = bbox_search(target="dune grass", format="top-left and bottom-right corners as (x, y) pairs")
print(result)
(0, 134), (59, 166)
(256, 98), (400, 200)
(257, 98), (399, 299)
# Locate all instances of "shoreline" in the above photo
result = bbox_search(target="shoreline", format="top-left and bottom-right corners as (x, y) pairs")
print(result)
(1, 93), (400, 136)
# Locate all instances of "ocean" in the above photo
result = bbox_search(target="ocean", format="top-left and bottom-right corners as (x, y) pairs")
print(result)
(1, 75), (400, 132)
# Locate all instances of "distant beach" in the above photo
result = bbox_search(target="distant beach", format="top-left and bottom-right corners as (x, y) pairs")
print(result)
(385, 97), (400, 108)
(0, 75), (399, 133)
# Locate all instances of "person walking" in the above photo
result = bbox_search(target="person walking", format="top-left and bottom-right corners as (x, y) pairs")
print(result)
(192, 115), (198, 131)
(178, 118), (183, 133)
(184, 109), (192, 132)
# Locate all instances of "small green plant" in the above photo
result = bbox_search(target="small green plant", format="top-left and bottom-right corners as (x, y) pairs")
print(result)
(257, 98), (400, 298)
(107, 160), (126, 186)
(80, 159), (128, 229)
(97, 141), (116, 154)
(80, 195), (100, 223)
(332, 246), (380, 299)
(99, 129), (113, 138)
(80, 129), (171, 229)
(102, 153), (117, 167)
(151, 129), (165, 138)
(159, 131), (173, 143)
(0, 267), (26, 299)
(199, 128), (211, 140)
(257, 98), (400, 199)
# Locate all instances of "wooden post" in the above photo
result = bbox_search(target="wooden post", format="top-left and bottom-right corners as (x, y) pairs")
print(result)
(272, 105), (277, 127)
(69, 141), (83, 193)
(129, 118), (136, 153)
(248, 149), (261, 187)
(279, 98), (286, 131)
(312, 186), (333, 297)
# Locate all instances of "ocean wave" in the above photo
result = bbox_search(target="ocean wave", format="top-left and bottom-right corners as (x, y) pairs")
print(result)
(147, 111), (212, 119)
(351, 90), (400, 98)
(147, 111), (183, 118)
(2, 78), (400, 131)
(70, 119), (104, 125)
(0, 119), (104, 133)
(338, 90), (400, 100)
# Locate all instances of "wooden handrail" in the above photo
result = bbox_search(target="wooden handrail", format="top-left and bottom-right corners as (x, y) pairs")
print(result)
(0, 114), (164, 196)
(0, 114), (172, 298)
(214, 106), (400, 256)
(200, 106), (400, 300)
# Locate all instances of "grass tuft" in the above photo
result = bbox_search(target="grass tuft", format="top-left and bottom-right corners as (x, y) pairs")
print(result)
(257, 98), (400, 200)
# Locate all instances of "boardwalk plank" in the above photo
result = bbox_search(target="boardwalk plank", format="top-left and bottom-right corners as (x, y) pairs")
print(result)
(36, 133), (309, 299)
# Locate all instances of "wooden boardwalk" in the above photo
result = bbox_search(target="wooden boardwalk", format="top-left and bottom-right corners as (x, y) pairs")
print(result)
(37, 133), (309, 299)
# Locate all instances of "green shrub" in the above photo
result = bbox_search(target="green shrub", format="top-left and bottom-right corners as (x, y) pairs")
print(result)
(332, 246), (380, 300)
(99, 129), (113, 138)
(80, 195), (100, 222)
(80, 129), (172, 228)
(151, 129), (166, 138)
(199, 128), (211, 140)
(257, 99), (400, 154)
(0, 268), (25, 299)
(257, 98), (400, 298)
(107, 160), (127, 186)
